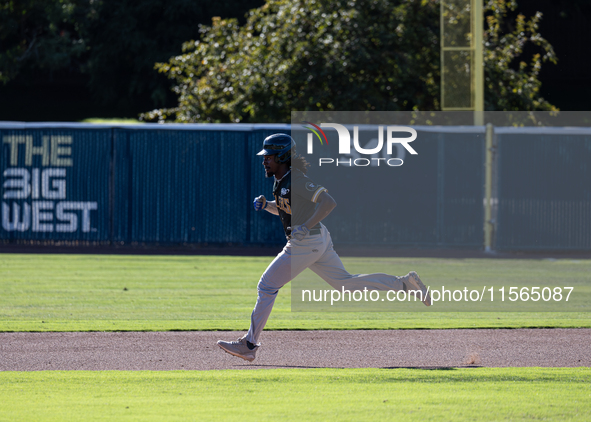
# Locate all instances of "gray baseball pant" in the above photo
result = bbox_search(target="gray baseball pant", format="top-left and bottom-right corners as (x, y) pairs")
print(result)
(245, 224), (406, 344)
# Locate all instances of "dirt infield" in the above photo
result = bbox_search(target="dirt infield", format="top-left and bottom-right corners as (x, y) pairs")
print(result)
(1, 329), (590, 371)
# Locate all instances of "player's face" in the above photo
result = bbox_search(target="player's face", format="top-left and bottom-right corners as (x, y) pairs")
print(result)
(263, 154), (280, 178)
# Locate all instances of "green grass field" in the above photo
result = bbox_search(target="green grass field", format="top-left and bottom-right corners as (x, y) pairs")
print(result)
(1, 254), (590, 331)
(0, 368), (589, 421)
(1, 253), (590, 421)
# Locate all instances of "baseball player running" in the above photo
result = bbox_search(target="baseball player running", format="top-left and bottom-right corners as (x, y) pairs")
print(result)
(217, 134), (431, 362)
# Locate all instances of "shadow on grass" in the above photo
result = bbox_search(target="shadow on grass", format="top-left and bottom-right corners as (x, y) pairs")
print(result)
(235, 364), (484, 370)
(381, 365), (483, 370)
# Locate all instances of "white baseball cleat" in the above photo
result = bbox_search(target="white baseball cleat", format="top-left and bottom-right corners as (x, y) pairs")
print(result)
(403, 271), (432, 306)
(217, 336), (259, 362)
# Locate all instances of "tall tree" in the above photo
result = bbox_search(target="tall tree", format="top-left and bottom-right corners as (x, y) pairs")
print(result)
(483, 0), (557, 111)
(0, 0), (94, 84)
(84, 0), (263, 109)
(0, 0), (264, 119)
(144, 0), (557, 123)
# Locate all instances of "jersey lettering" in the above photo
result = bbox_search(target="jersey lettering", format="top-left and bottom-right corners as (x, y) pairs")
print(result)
(276, 196), (291, 214)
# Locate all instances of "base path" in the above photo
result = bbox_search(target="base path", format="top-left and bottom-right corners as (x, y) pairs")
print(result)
(1, 329), (590, 371)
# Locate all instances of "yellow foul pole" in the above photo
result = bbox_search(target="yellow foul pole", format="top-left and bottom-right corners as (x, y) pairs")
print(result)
(473, 0), (484, 125)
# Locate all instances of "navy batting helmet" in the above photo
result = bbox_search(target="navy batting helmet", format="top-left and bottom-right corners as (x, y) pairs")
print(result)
(256, 133), (296, 163)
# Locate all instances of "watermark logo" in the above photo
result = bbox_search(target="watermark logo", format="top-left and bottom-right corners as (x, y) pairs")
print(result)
(302, 123), (417, 167)
(301, 122), (329, 147)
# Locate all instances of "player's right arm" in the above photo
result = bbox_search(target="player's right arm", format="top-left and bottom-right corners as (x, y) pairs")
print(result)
(301, 191), (336, 229)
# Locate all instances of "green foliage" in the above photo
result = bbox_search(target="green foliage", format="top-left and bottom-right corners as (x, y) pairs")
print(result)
(83, 0), (263, 108)
(483, 0), (557, 111)
(0, 0), (263, 111)
(0, 0), (94, 84)
(143, 0), (441, 123)
(144, 0), (558, 123)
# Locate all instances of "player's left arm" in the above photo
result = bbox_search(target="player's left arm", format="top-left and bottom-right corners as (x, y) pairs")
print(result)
(302, 191), (336, 229)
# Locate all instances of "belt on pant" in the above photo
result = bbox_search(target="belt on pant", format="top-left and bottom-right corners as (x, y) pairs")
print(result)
(287, 227), (321, 240)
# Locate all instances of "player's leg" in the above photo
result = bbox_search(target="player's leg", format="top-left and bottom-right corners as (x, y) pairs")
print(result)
(244, 247), (292, 346)
(217, 241), (319, 361)
(309, 229), (431, 305)
(217, 247), (293, 361)
(245, 237), (326, 343)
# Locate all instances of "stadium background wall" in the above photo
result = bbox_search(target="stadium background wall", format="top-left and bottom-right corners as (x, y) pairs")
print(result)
(1, 123), (590, 251)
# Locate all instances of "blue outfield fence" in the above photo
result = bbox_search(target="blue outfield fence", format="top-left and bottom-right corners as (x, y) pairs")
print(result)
(0, 123), (290, 246)
(494, 128), (591, 251)
(1, 122), (590, 251)
(111, 126), (289, 244)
